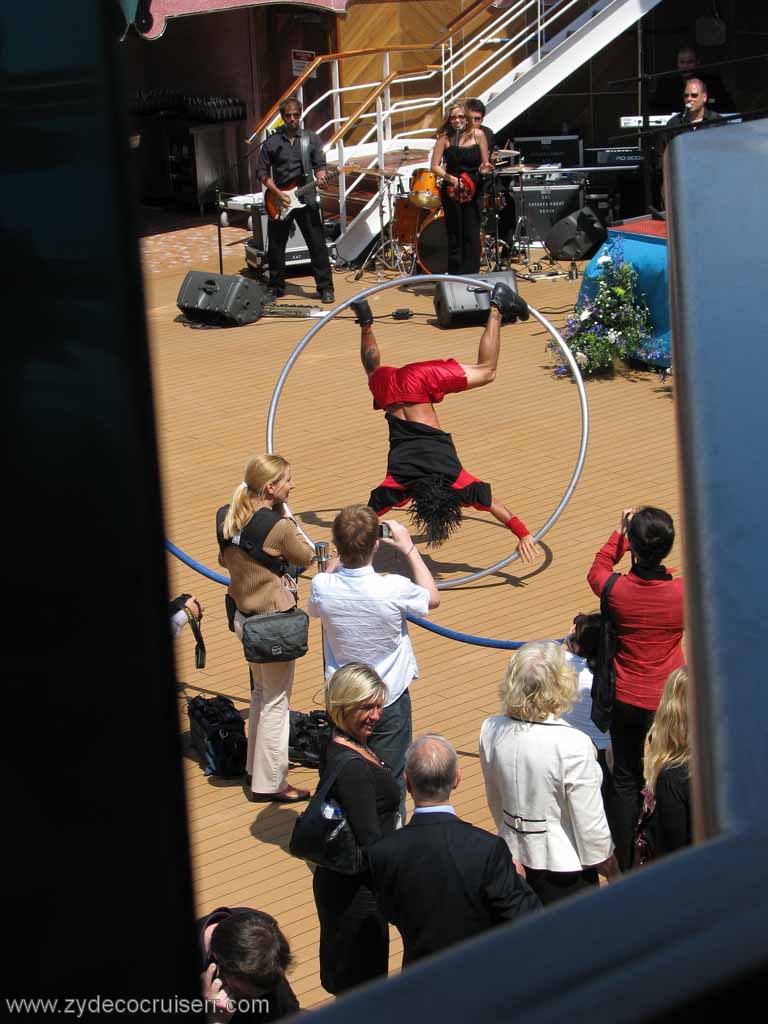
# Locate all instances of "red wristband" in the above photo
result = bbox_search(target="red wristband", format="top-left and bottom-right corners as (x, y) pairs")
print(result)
(506, 515), (529, 539)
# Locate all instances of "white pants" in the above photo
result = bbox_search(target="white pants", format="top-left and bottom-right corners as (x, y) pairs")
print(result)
(236, 611), (296, 794)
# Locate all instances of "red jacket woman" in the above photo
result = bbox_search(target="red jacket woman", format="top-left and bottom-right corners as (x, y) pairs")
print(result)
(587, 506), (684, 870)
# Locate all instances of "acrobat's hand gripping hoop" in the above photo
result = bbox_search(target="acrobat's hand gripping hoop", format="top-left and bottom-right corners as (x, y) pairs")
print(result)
(266, 274), (589, 590)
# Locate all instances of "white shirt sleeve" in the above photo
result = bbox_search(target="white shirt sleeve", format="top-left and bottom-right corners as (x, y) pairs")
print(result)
(170, 609), (188, 638)
(479, 719), (504, 829)
(563, 737), (614, 866)
(307, 577), (322, 618)
(394, 577), (431, 616)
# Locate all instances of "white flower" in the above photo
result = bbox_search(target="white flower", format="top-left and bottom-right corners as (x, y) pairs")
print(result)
(579, 308), (592, 322)
(575, 352), (588, 367)
(597, 252), (612, 265)
(607, 329), (619, 343)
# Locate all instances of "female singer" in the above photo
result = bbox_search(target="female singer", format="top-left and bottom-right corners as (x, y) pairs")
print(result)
(430, 102), (491, 275)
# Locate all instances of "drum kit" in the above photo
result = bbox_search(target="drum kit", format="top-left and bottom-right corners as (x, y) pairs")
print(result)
(356, 149), (555, 277)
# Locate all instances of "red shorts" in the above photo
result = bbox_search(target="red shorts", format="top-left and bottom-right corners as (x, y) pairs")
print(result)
(368, 358), (468, 410)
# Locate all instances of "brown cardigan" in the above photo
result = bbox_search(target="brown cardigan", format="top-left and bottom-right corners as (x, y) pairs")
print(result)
(223, 516), (314, 614)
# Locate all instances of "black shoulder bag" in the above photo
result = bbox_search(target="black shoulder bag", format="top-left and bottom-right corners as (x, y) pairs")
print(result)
(289, 749), (365, 875)
(590, 571), (621, 733)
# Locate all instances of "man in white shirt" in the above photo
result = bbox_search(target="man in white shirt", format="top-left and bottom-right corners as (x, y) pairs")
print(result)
(308, 504), (440, 806)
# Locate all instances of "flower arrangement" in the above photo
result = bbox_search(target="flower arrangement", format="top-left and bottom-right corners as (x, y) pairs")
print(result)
(550, 239), (657, 376)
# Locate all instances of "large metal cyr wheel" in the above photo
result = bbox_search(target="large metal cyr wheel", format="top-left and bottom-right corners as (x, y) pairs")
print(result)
(266, 274), (589, 589)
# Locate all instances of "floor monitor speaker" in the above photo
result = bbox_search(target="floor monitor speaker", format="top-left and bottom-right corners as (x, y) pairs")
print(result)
(544, 206), (607, 261)
(176, 271), (267, 326)
(433, 270), (519, 329)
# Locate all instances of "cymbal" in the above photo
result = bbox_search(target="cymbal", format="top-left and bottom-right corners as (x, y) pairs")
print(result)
(345, 164), (397, 178)
(498, 164), (542, 174)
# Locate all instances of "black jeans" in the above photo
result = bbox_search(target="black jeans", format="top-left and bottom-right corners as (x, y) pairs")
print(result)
(609, 698), (656, 870)
(266, 201), (333, 293)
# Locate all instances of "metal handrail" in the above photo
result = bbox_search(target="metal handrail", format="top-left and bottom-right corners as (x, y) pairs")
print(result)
(245, 0), (499, 142)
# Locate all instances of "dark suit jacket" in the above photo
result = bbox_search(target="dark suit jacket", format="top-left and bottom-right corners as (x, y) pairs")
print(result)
(367, 811), (540, 967)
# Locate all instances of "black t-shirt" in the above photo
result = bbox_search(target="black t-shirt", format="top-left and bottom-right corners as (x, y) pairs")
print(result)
(255, 127), (326, 189)
(322, 738), (400, 844)
(647, 764), (691, 857)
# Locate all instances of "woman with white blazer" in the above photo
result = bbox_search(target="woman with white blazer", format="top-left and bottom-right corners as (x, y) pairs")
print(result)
(480, 641), (618, 904)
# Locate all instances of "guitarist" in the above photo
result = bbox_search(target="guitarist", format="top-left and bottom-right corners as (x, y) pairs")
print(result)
(255, 96), (335, 303)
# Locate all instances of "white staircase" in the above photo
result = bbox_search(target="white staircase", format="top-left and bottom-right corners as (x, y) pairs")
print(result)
(481, 0), (665, 132)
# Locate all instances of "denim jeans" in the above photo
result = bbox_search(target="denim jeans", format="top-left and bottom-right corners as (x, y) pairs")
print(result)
(369, 688), (412, 825)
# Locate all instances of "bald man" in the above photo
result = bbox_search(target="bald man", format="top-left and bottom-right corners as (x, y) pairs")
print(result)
(367, 735), (540, 967)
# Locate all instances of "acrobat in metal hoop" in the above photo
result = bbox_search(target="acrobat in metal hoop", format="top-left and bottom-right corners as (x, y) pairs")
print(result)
(266, 274), (589, 590)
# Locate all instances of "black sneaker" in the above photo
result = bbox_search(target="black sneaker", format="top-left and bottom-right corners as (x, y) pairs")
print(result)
(320, 289), (335, 304)
(351, 299), (373, 326)
(490, 282), (529, 324)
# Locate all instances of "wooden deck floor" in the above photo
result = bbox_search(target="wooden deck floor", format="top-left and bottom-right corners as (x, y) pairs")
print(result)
(146, 220), (680, 1009)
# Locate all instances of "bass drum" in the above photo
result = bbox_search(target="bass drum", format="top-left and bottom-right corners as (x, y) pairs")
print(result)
(415, 210), (448, 274)
(391, 194), (422, 244)
(415, 211), (485, 274)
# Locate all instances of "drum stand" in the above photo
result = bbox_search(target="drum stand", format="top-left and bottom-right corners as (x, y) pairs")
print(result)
(354, 172), (414, 280)
(509, 171), (533, 267)
(479, 168), (512, 272)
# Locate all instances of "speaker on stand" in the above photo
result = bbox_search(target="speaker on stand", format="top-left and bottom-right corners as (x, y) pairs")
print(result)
(432, 270), (519, 328)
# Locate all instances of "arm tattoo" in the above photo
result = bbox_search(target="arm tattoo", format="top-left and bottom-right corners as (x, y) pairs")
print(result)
(362, 344), (380, 374)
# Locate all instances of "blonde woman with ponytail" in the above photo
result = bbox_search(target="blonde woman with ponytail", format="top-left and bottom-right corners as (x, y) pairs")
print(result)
(479, 641), (617, 904)
(640, 666), (692, 858)
(216, 454), (315, 803)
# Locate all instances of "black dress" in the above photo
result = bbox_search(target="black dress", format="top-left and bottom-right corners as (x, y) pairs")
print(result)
(312, 738), (400, 995)
(440, 140), (483, 275)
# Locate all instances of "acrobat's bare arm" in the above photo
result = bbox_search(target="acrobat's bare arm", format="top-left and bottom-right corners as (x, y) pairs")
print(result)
(352, 301), (380, 376)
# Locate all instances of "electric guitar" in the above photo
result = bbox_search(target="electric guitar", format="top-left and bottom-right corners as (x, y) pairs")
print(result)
(264, 165), (363, 221)
(446, 171), (476, 204)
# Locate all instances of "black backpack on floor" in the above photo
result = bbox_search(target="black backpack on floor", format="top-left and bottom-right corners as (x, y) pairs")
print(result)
(187, 695), (247, 777)
(289, 710), (332, 770)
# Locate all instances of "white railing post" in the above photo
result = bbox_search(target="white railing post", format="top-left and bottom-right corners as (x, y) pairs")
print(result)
(383, 52), (392, 141)
(376, 95), (385, 171)
(537, 0), (543, 62)
(442, 41), (449, 112)
(331, 60), (346, 233)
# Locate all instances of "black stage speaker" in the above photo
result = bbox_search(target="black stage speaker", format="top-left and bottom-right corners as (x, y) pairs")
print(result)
(433, 270), (519, 328)
(544, 206), (607, 261)
(176, 271), (267, 326)
(518, 183), (581, 243)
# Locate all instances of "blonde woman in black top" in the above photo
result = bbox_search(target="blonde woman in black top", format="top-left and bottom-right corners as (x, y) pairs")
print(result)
(313, 663), (399, 995)
(642, 666), (692, 857)
(216, 453), (315, 803)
